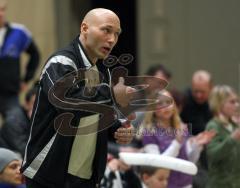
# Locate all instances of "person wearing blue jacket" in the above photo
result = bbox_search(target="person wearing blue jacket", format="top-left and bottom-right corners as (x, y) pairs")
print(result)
(0, 0), (40, 118)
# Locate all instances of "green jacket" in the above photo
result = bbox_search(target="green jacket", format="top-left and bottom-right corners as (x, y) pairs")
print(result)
(206, 118), (240, 188)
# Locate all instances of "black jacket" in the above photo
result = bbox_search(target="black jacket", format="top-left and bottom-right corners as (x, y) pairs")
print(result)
(180, 88), (212, 135)
(0, 107), (30, 157)
(21, 36), (121, 187)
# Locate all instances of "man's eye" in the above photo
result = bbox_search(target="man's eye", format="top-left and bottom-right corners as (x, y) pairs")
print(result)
(103, 28), (112, 34)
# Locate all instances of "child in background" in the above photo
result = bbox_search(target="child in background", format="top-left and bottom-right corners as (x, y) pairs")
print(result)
(206, 85), (240, 188)
(139, 166), (169, 188)
(141, 90), (215, 188)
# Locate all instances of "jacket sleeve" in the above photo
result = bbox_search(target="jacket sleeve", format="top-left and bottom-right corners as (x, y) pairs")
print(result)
(108, 120), (122, 140)
(206, 121), (239, 164)
(40, 56), (77, 96)
(24, 40), (40, 82)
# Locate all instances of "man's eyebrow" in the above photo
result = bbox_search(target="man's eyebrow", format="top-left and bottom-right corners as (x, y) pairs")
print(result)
(104, 25), (122, 34)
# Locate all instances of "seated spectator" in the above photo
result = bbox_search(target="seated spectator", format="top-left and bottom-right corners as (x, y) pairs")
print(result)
(206, 85), (240, 188)
(0, 148), (25, 188)
(132, 64), (172, 128)
(180, 70), (213, 188)
(101, 157), (169, 188)
(181, 70), (213, 135)
(0, 0), (40, 121)
(107, 64), (173, 158)
(141, 90), (215, 188)
(0, 85), (37, 157)
(139, 166), (169, 188)
(100, 157), (142, 188)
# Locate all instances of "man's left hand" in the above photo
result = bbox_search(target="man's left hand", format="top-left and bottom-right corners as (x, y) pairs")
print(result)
(114, 125), (135, 145)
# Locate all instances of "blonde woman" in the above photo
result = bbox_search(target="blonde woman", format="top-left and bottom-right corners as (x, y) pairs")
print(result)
(206, 85), (240, 188)
(141, 90), (215, 188)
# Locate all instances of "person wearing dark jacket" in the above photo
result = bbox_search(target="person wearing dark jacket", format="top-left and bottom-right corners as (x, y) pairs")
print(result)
(21, 8), (135, 188)
(181, 70), (213, 135)
(180, 70), (213, 188)
(0, 0), (40, 118)
(0, 86), (37, 157)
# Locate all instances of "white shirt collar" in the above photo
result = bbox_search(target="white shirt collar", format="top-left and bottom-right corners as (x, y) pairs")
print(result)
(78, 43), (92, 69)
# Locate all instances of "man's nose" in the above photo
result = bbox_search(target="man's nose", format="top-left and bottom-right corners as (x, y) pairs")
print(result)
(108, 33), (117, 45)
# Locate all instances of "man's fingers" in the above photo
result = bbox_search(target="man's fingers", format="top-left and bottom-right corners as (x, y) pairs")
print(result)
(118, 77), (125, 85)
(116, 127), (134, 134)
(114, 130), (134, 138)
(126, 86), (136, 94)
(114, 127), (134, 144)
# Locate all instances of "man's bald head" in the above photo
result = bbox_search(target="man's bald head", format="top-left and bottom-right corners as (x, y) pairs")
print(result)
(82, 8), (120, 26)
(191, 70), (213, 104)
(79, 8), (121, 64)
(192, 70), (212, 84)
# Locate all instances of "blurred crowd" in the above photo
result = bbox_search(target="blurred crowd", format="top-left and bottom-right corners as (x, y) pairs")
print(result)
(0, 1), (240, 188)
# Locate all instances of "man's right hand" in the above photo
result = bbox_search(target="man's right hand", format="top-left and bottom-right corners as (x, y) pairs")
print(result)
(113, 77), (136, 107)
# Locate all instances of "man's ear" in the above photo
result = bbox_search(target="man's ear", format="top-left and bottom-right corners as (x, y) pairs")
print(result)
(80, 22), (88, 35)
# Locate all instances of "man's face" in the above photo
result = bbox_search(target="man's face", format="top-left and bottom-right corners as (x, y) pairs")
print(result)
(144, 169), (170, 188)
(191, 81), (211, 104)
(0, 4), (6, 27)
(0, 160), (23, 185)
(82, 13), (121, 62)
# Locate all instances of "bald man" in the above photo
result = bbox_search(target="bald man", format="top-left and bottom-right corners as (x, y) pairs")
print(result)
(21, 8), (134, 188)
(180, 70), (213, 188)
(181, 70), (213, 135)
(191, 70), (212, 105)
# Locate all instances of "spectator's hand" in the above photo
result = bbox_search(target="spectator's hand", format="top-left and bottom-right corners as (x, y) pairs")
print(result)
(113, 77), (136, 107)
(231, 128), (240, 141)
(108, 159), (131, 172)
(193, 130), (216, 146)
(175, 123), (188, 144)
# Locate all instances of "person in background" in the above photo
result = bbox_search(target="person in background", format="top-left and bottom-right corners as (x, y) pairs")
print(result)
(0, 85), (37, 157)
(206, 85), (240, 188)
(180, 70), (213, 188)
(100, 157), (169, 188)
(0, 148), (25, 188)
(141, 90), (215, 188)
(0, 0), (40, 120)
(181, 70), (213, 135)
(107, 64), (172, 157)
(100, 157), (142, 188)
(139, 166), (170, 188)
